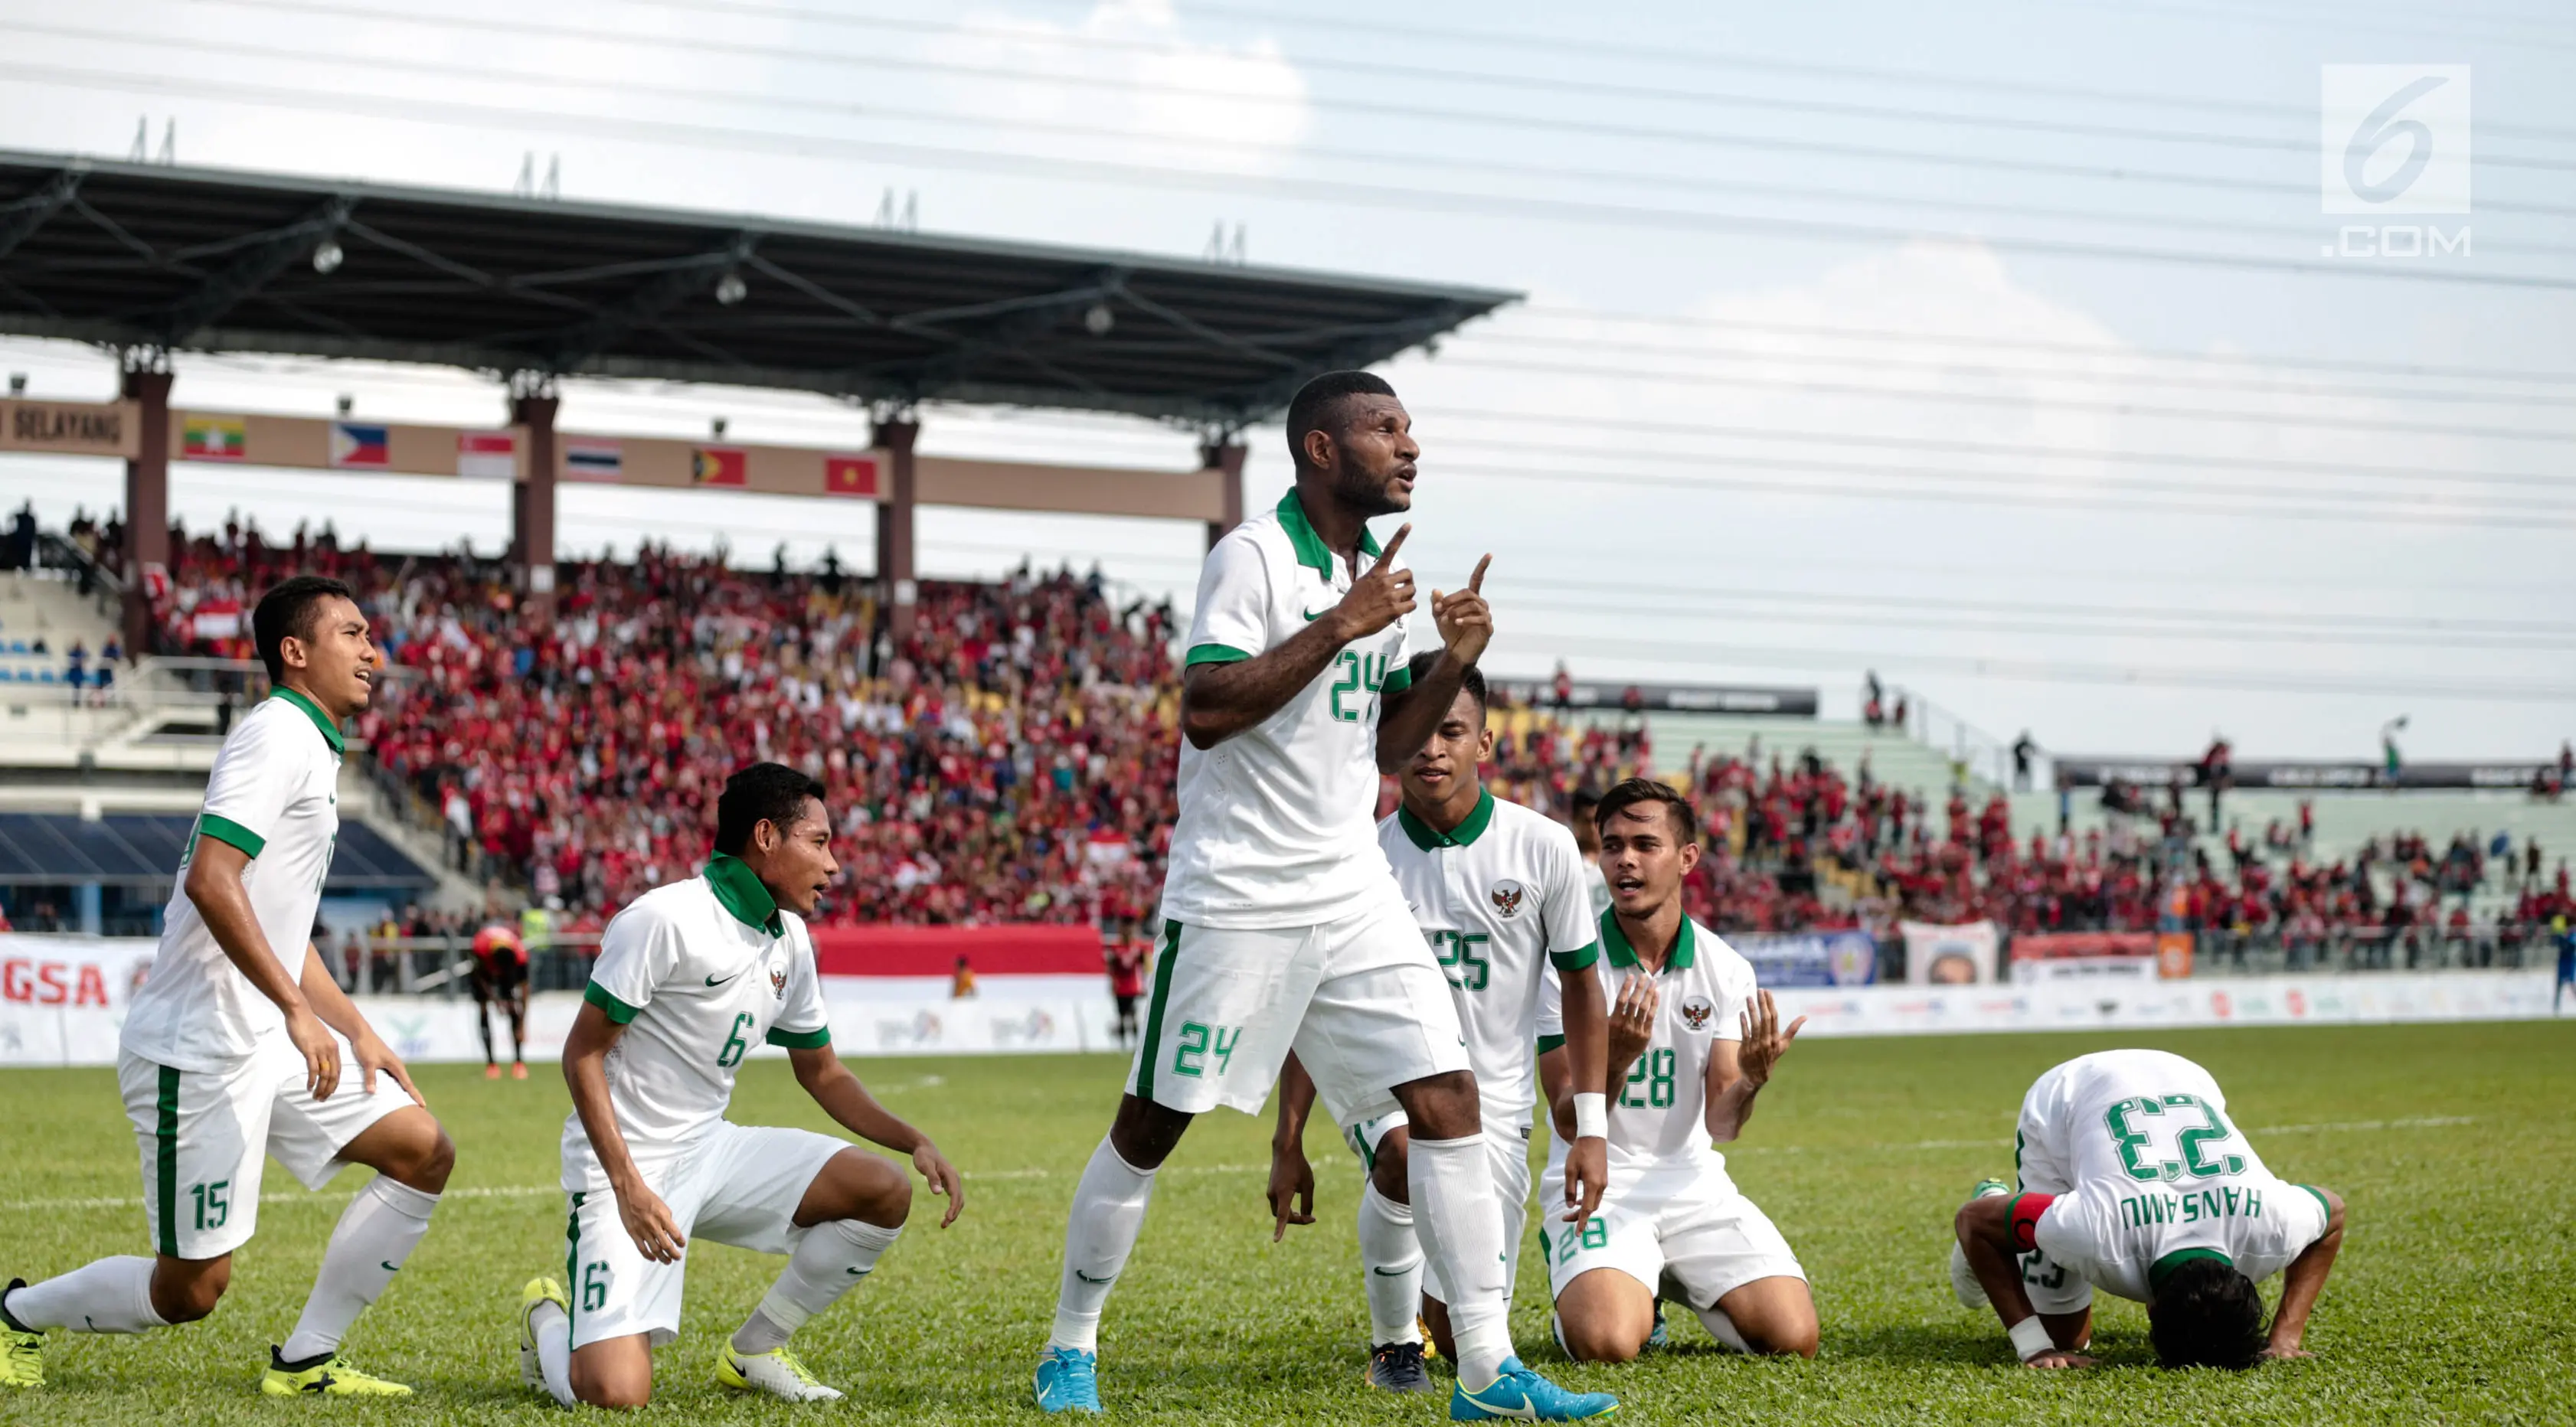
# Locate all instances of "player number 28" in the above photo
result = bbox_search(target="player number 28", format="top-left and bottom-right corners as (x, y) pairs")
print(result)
(1620, 1047), (1677, 1109)
(2102, 1093), (2247, 1182)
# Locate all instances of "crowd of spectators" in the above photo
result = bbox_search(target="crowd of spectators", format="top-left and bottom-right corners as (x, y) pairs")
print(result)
(135, 514), (2576, 954)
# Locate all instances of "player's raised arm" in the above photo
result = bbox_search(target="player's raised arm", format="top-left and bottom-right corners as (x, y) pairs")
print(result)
(2264, 1187), (2346, 1360)
(1181, 524), (1415, 749)
(1378, 552), (1490, 773)
(1705, 990), (1804, 1143)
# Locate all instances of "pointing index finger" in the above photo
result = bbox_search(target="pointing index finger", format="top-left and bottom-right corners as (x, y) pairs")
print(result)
(1371, 523), (1411, 570)
(1467, 553), (1491, 594)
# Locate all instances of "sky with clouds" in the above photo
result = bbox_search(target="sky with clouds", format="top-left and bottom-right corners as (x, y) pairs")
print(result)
(0, 0), (2568, 763)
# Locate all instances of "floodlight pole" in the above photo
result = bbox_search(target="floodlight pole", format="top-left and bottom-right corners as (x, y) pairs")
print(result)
(873, 416), (919, 642)
(509, 389), (559, 622)
(119, 361), (172, 658)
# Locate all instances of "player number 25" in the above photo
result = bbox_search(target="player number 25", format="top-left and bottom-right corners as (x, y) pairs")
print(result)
(1431, 931), (1491, 991)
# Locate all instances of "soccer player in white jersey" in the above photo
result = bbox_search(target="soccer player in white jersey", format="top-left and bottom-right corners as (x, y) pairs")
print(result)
(1267, 655), (1610, 1391)
(1948, 1048), (2347, 1370)
(516, 762), (964, 1408)
(1034, 371), (1614, 1422)
(2, 576), (454, 1396)
(1536, 778), (1818, 1363)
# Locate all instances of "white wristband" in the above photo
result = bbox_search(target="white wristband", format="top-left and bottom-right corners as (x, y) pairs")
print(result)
(1572, 1092), (1607, 1141)
(2008, 1315), (2055, 1362)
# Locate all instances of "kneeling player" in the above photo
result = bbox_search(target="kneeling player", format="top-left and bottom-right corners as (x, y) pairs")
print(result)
(517, 763), (966, 1408)
(1537, 779), (1816, 1363)
(1267, 657), (1611, 1389)
(1950, 1048), (2346, 1370)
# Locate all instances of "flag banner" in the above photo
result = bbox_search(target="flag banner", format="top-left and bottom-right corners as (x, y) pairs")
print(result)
(691, 446), (747, 486)
(1901, 920), (2000, 986)
(329, 422), (391, 469)
(456, 430), (517, 480)
(825, 453), (880, 497)
(181, 415), (246, 461)
(564, 441), (623, 482)
(191, 596), (244, 640)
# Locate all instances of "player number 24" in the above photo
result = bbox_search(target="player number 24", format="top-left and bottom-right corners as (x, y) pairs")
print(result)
(1329, 651), (1389, 723)
(2102, 1092), (2247, 1182)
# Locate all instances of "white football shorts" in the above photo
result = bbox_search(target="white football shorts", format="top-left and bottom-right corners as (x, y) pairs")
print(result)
(1128, 890), (1469, 1127)
(1536, 1158), (1805, 1310)
(561, 1120), (849, 1349)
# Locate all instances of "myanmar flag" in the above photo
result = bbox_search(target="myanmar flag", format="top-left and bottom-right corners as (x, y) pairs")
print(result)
(182, 416), (246, 461)
(691, 446), (747, 486)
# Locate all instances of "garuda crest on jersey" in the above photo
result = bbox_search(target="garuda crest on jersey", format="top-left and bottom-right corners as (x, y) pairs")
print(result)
(1489, 880), (1528, 919)
(770, 965), (788, 998)
(1679, 994), (1715, 1031)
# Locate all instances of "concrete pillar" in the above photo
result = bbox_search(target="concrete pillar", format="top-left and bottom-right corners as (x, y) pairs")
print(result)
(1201, 439), (1246, 550)
(119, 366), (172, 657)
(74, 881), (102, 937)
(874, 418), (918, 641)
(509, 393), (560, 622)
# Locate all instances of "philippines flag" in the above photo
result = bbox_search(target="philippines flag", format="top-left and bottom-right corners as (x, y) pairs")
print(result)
(329, 422), (390, 469)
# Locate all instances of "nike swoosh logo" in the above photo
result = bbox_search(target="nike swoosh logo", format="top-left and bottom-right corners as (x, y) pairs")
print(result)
(705, 971), (741, 987)
(1074, 1269), (1116, 1285)
(1457, 1385), (1538, 1420)
(1302, 608), (1329, 622)
(381, 1261), (400, 1272)
(1371, 1266), (1411, 1277)
(845, 1266), (871, 1276)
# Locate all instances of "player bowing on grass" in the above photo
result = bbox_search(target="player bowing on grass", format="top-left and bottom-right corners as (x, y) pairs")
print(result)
(2, 576), (454, 1396)
(516, 762), (965, 1408)
(469, 916), (530, 1080)
(1538, 779), (1818, 1363)
(1035, 371), (1614, 1422)
(1948, 1048), (2346, 1370)
(1268, 655), (1612, 1392)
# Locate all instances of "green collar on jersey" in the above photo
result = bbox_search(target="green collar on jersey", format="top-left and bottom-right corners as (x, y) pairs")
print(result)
(1600, 906), (1695, 971)
(270, 684), (345, 755)
(702, 854), (785, 937)
(1275, 486), (1382, 576)
(1396, 789), (1496, 851)
(2148, 1246), (2236, 1295)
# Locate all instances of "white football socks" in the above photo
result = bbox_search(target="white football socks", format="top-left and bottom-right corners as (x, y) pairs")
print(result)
(279, 1175), (440, 1363)
(1049, 1135), (1159, 1354)
(1406, 1134), (1512, 1389)
(528, 1298), (576, 1407)
(733, 1217), (903, 1355)
(2, 1256), (165, 1334)
(1355, 1181), (1424, 1347)
(1695, 1304), (1752, 1353)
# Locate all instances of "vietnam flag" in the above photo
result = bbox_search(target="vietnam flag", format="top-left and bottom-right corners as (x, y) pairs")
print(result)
(824, 453), (878, 498)
(691, 446), (747, 487)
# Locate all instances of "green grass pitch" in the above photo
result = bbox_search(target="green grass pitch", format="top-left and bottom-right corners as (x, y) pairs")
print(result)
(2, 1021), (2570, 1425)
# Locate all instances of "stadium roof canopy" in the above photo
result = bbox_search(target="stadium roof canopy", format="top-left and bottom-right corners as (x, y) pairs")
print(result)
(0, 152), (1513, 426)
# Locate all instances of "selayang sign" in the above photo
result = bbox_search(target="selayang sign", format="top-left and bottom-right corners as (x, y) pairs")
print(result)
(0, 400), (138, 457)
(2055, 758), (2552, 792)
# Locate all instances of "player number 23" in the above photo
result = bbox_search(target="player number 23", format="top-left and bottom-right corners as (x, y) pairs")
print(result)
(2102, 1093), (2247, 1182)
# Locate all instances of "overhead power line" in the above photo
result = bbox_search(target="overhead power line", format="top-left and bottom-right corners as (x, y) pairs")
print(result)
(98, 3), (2576, 221)
(8, 61), (2568, 293)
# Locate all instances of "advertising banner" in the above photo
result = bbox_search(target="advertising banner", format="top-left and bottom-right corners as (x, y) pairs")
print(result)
(1734, 932), (1878, 988)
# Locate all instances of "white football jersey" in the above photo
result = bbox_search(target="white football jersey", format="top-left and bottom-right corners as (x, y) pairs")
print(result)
(123, 689), (345, 1073)
(561, 857), (832, 1190)
(1539, 910), (1757, 1174)
(1377, 791), (1600, 1126)
(2015, 1050), (2331, 1304)
(1159, 488), (1415, 929)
